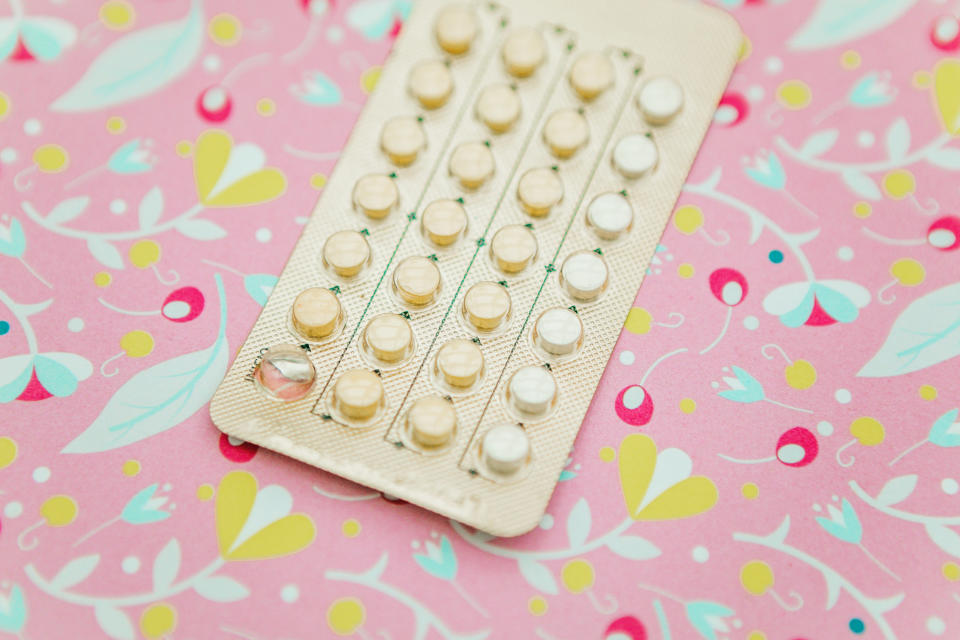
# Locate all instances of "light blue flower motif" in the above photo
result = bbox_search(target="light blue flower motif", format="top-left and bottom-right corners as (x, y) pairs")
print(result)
(244, 274), (277, 307)
(928, 408), (960, 447)
(848, 71), (896, 107)
(816, 498), (862, 544)
(107, 138), (157, 174)
(413, 534), (457, 581)
(290, 71), (343, 106)
(685, 600), (735, 640)
(717, 367), (765, 403)
(121, 483), (172, 524)
(0, 218), (26, 258)
(743, 150), (786, 190)
(0, 584), (26, 634)
(346, 0), (412, 40)
(763, 279), (871, 328)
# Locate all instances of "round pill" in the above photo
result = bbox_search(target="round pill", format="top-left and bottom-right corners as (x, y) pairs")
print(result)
(569, 52), (614, 100)
(393, 256), (441, 306)
(353, 174), (398, 220)
(408, 395), (457, 447)
(481, 424), (530, 475)
(507, 365), (557, 416)
(638, 76), (683, 125)
(363, 313), (414, 363)
(560, 250), (609, 301)
(434, 4), (477, 55)
(380, 116), (426, 166)
(586, 192), (633, 240)
(543, 109), (589, 159)
(533, 307), (583, 356)
(476, 83), (521, 133)
(490, 224), (537, 273)
(255, 344), (316, 402)
(422, 199), (468, 247)
(292, 288), (342, 340)
(333, 368), (384, 420)
(517, 167), (563, 217)
(409, 59), (453, 109)
(613, 133), (658, 179)
(463, 281), (511, 331)
(436, 338), (484, 388)
(323, 230), (371, 277)
(502, 27), (546, 77)
(449, 141), (494, 189)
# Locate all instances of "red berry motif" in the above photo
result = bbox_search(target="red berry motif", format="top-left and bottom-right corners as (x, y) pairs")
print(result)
(218, 433), (258, 462)
(605, 616), (647, 640)
(615, 385), (654, 427)
(715, 92), (749, 126)
(928, 216), (960, 251)
(709, 268), (748, 306)
(162, 287), (205, 323)
(931, 16), (960, 51)
(776, 427), (818, 467)
(197, 86), (232, 122)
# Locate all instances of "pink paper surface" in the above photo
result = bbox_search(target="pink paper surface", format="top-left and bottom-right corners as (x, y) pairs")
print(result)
(2, 1), (960, 638)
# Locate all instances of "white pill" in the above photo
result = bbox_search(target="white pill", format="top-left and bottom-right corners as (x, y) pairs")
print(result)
(586, 192), (633, 240)
(613, 133), (658, 179)
(534, 307), (583, 356)
(481, 424), (530, 475)
(638, 76), (684, 124)
(507, 365), (557, 416)
(560, 251), (608, 301)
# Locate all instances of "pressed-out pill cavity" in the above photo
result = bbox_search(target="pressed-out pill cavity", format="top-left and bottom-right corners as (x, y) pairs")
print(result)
(638, 76), (684, 124)
(502, 26), (546, 77)
(254, 344), (316, 402)
(435, 338), (484, 389)
(490, 224), (538, 273)
(543, 108), (589, 159)
(560, 250), (609, 301)
(462, 281), (511, 332)
(421, 199), (468, 247)
(407, 395), (457, 448)
(434, 4), (478, 55)
(409, 59), (454, 109)
(362, 313), (414, 364)
(332, 368), (384, 421)
(481, 424), (531, 475)
(517, 167), (563, 217)
(449, 141), (495, 189)
(568, 51), (614, 100)
(352, 174), (398, 220)
(507, 365), (557, 417)
(380, 116), (426, 166)
(393, 256), (442, 306)
(613, 133), (658, 179)
(322, 230), (371, 277)
(533, 307), (583, 356)
(476, 83), (521, 133)
(586, 192), (633, 240)
(291, 288), (342, 341)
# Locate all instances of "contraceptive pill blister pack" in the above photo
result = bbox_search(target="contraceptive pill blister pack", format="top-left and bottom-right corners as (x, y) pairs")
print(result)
(210, 0), (741, 536)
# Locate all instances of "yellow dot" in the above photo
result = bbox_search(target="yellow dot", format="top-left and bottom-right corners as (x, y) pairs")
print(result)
(920, 385), (938, 401)
(99, 1), (135, 29)
(840, 50), (860, 69)
(175, 140), (192, 157)
(129, 239), (160, 268)
(883, 170), (915, 199)
(342, 519), (361, 537)
(361, 66), (381, 94)
(310, 173), (328, 190)
(624, 307), (652, 335)
(913, 70), (933, 89)
(747, 631), (767, 640)
(679, 398), (696, 414)
(196, 484), (214, 501)
(140, 603), (177, 639)
(738, 36), (752, 62)
(33, 144), (68, 172)
(943, 562), (960, 581)
(105, 116), (126, 134)
(0, 437), (17, 469)
(742, 482), (759, 499)
(327, 598), (365, 635)
(853, 201), (872, 218)
(209, 13), (241, 45)
(673, 205), (703, 234)
(122, 460), (140, 476)
(94, 271), (112, 287)
(0, 92), (10, 121)
(561, 559), (594, 593)
(777, 80), (811, 109)
(41, 495), (77, 526)
(121, 331), (154, 358)
(528, 596), (548, 616)
(598, 446), (615, 462)
(256, 98), (276, 116)
(890, 258), (925, 286)
(677, 263), (694, 279)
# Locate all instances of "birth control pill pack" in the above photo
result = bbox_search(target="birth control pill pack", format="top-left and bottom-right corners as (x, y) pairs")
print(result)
(210, 0), (740, 536)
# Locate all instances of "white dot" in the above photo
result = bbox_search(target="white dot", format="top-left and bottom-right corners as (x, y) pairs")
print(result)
(817, 420), (834, 436)
(327, 25), (344, 43)
(710, 381), (720, 389)
(746, 85), (765, 102)
(732, 619), (742, 629)
(619, 350), (635, 366)
(0, 147), (17, 164)
(202, 54), (222, 72)
(857, 131), (875, 147)
(410, 540), (420, 549)
(743, 315), (759, 330)
(540, 513), (554, 530)
(942, 479), (959, 495)
(121, 556), (140, 573)
(812, 503), (822, 511)
(837, 246), (854, 261)
(255, 227), (272, 243)
(68, 317), (84, 332)
(764, 57), (783, 74)
(23, 118), (42, 136)
(32, 466), (50, 483)
(4, 502), (23, 518)
(692, 545), (709, 563)
(927, 616), (946, 635)
(835, 388), (852, 404)
(109, 199), (127, 215)
(281, 584), (300, 603)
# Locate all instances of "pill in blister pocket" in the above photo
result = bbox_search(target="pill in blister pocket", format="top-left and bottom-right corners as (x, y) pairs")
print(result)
(421, 199), (468, 247)
(613, 133), (658, 179)
(476, 83), (521, 133)
(353, 174), (399, 220)
(586, 192), (633, 240)
(381, 116), (426, 166)
(449, 141), (495, 189)
(560, 250), (609, 301)
(507, 365), (557, 416)
(363, 313), (414, 363)
(434, 4), (478, 55)
(569, 51), (614, 100)
(436, 338), (484, 388)
(533, 307), (583, 356)
(409, 59), (454, 109)
(323, 230), (372, 277)
(463, 281), (511, 331)
(254, 344), (316, 402)
(408, 395), (457, 447)
(517, 167), (563, 217)
(292, 288), (343, 340)
(481, 424), (530, 475)
(333, 368), (385, 420)
(638, 76), (684, 125)
(490, 224), (538, 273)
(393, 256), (442, 306)
(543, 109), (589, 159)
(502, 27), (546, 77)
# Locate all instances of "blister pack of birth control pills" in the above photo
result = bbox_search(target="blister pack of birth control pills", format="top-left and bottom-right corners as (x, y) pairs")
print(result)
(210, 0), (741, 536)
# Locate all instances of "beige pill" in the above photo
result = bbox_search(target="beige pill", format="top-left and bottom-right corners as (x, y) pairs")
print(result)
(363, 313), (414, 363)
(517, 167), (563, 216)
(255, 344), (316, 402)
(409, 59), (453, 109)
(436, 338), (484, 388)
(434, 4), (477, 55)
(502, 27), (545, 77)
(421, 199), (467, 246)
(613, 133), (658, 179)
(569, 51), (614, 100)
(543, 109), (589, 159)
(380, 116), (426, 166)
(533, 307), (583, 356)
(449, 141), (494, 189)
(291, 288), (342, 340)
(638, 76), (684, 125)
(333, 368), (384, 420)
(476, 83), (521, 133)
(393, 256), (441, 305)
(560, 250), (609, 301)
(586, 192), (633, 240)
(463, 281), (511, 331)
(481, 424), (530, 475)
(490, 224), (537, 273)
(507, 365), (557, 416)
(408, 395), (457, 447)
(353, 174), (398, 220)
(323, 230), (371, 277)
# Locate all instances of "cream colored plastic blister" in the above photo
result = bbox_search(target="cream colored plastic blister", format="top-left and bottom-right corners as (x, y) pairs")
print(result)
(210, 0), (741, 536)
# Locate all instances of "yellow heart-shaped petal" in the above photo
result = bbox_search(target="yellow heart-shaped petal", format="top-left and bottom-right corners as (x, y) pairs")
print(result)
(215, 470), (258, 556)
(618, 433), (656, 516)
(934, 59), (960, 134)
(204, 168), (287, 207)
(194, 130), (233, 202)
(635, 476), (718, 520)
(225, 513), (316, 561)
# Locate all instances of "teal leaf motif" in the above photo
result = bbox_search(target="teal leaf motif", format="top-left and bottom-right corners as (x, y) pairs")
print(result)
(788, 0), (918, 51)
(929, 409), (960, 447)
(244, 274), (277, 306)
(0, 584), (26, 633)
(94, 604), (134, 640)
(685, 600), (735, 640)
(193, 575), (250, 602)
(517, 558), (557, 595)
(566, 498), (591, 547)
